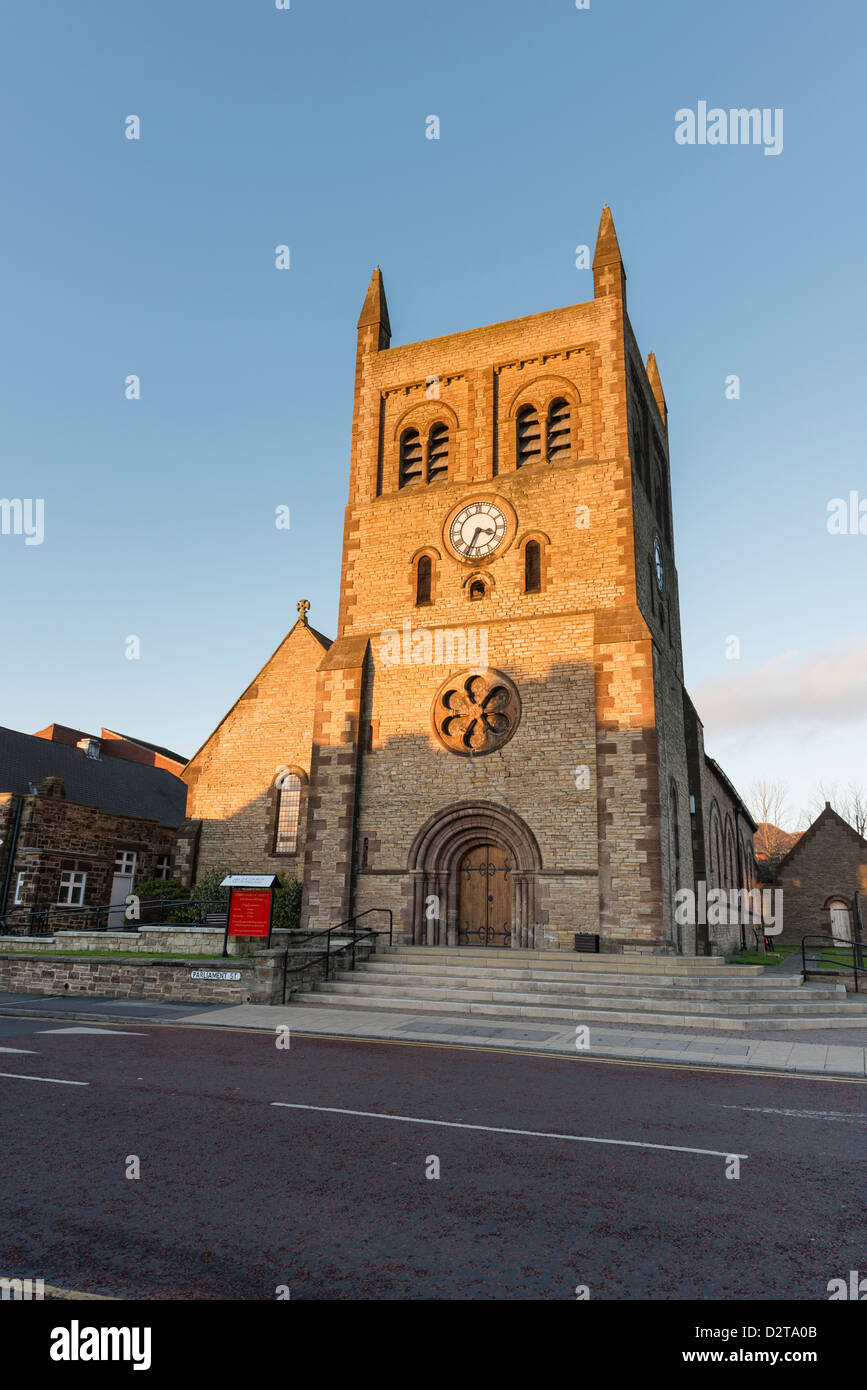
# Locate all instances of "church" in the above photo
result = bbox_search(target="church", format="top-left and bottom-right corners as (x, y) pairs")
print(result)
(176, 207), (756, 958)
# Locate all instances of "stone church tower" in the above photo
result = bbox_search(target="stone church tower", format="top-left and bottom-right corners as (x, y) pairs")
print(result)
(181, 207), (755, 955)
(302, 207), (692, 952)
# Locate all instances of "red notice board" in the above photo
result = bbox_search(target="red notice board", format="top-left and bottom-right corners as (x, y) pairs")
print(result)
(228, 889), (272, 938)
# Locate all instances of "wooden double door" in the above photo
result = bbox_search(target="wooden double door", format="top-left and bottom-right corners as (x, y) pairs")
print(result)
(458, 843), (512, 947)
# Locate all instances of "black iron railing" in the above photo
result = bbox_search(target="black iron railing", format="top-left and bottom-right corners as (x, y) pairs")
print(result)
(281, 908), (393, 1003)
(801, 934), (865, 992)
(0, 898), (227, 938)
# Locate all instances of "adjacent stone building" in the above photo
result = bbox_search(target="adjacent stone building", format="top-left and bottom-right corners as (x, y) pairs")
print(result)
(0, 726), (187, 932)
(772, 804), (867, 945)
(179, 208), (755, 955)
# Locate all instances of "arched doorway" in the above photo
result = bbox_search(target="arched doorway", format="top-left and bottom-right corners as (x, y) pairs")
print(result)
(458, 844), (512, 947)
(827, 898), (852, 943)
(407, 801), (542, 948)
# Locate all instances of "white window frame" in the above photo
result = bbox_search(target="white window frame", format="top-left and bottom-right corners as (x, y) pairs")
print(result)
(14, 872), (25, 905)
(114, 850), (137, 876)
(58, 870), (86, 906)
(155, 854), (172, 881)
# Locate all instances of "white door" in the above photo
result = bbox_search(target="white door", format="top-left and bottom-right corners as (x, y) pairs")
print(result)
(830, 902), (851, 943)
(108, 851), (137, 928)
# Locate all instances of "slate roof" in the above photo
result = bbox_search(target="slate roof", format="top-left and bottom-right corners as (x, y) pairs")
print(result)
(102, 729), (188, 763)
(0, 726), (188, 827)
(704, 755), (758, 832)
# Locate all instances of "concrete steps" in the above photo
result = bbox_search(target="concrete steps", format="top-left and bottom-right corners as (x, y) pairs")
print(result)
(292, 944), (867, 1033)
(354, 962), (804, 994)
(377, 945), (766, 975)
(322, 978), (845, 1013)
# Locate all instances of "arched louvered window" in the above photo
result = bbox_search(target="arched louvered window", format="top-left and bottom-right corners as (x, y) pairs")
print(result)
(427, 422), (449, 482)
(653, 465), (665, 526)
(546, 399), (571, 461)
(632, 425), (645, 488)
(469, 579), (486, 600)
(273, 773), (302, 854)
(653, 444), (672, 544)
(416, 553), (432, 606)
(524, 540), (541, 593)
(400, 427), (423, 486)
(516, 404), (541, 467)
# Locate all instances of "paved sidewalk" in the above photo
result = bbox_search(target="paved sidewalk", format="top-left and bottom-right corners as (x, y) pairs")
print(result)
(173, 1001), (867, 1079)
(1, 991), (865, 1078)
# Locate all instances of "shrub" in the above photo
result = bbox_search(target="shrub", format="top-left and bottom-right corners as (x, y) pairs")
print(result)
(273, 875), (303, 931)
(134, 876), (190, 903)
(191, 867), (232, 907)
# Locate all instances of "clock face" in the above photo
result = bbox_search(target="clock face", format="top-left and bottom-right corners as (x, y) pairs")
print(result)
(448, 501), (508, 560)
(654, 536), (664, 592)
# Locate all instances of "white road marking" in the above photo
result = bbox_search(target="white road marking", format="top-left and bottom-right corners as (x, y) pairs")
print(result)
(0, 1072), (88, 1086)
(0, 1047), (37, 1054)
(272, 1101), (747, 1159)
(720, 1104), (867, 1124)
(37, 1027), (147, 1036)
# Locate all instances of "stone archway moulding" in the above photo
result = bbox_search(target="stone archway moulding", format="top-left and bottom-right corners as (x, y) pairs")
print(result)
(407, 800), (543, 948)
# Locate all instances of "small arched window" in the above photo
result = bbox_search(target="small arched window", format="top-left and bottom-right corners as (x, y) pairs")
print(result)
(669, 784), (680, 891)
(516, 404), (541, 467)
(724, 821), (737, 892)
(709, 807), (724, 892)
(416, 553), (432, 606)
(469, 579), (486, 601)
(274, 773), (302, 855)
(524, 540), (542, 593)
(399, 427), (423, 486)
(427, 422), (450, 482)
(546, 399), (571, 461)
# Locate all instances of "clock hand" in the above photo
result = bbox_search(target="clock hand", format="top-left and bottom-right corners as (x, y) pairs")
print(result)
(468, 527), (482, 551)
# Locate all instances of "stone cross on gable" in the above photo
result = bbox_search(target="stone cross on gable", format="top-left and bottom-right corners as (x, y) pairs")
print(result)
(297, 598), (310, 626)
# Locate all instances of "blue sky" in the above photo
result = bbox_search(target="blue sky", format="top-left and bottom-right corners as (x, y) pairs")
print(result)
(2, 0), (864, 828)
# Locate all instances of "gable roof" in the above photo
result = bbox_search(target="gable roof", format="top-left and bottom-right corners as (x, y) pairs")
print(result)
(0, 726), (188, 827)
(775, 802), (867, 873)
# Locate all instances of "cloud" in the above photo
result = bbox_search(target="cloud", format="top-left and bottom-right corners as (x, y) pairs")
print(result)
(692, 643), (867, 736)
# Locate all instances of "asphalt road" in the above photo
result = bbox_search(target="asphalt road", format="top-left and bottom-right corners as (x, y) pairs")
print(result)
(0, 1013), (864, 1300)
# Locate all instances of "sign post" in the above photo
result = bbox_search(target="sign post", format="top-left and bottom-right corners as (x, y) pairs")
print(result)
(220, 874), (279, 958)
(854, 890), (865, 973)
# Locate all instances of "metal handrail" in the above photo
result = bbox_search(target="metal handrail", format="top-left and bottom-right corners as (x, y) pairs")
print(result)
(801, 933), (865, 992)
(0, 897), (227, 938)
(280, 909), (393, 1003)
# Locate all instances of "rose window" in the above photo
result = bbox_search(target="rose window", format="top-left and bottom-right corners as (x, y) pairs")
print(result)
(432, 669), (521, 756)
